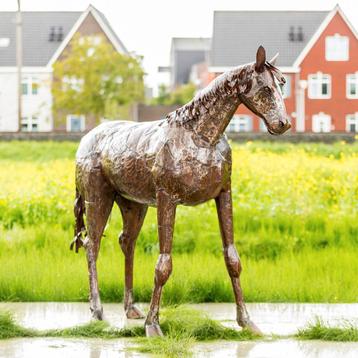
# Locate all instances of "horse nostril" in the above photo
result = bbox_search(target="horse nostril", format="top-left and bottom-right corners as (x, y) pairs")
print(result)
(279, 120), (285, 128)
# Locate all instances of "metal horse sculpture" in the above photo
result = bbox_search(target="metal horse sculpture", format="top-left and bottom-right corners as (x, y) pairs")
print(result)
(71, 46), (290, 337)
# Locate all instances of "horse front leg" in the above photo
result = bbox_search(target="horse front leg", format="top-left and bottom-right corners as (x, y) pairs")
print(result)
(145, 190), (176, 337)
(215, 187), (262, 335)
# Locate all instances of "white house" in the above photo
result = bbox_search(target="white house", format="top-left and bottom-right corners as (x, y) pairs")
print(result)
(0, 5), (128, 132)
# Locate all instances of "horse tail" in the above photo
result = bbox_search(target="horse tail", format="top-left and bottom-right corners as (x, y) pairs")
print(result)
(70, 188), (86, 253)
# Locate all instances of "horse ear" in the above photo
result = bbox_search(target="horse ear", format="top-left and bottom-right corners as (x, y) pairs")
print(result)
(269, 52), (279, 66)
(255, 45), (266, 73)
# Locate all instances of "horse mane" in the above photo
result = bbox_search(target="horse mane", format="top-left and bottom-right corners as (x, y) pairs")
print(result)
(167, 64), (253, 127)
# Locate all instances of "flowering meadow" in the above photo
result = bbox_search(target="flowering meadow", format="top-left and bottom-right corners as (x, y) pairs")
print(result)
(0, 140), (357, 303)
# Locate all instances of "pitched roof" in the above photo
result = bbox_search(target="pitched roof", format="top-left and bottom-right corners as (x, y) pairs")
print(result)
(0, 7), (127, 67)
(0, 11), (81, 66)
(210, 10), (329, 67)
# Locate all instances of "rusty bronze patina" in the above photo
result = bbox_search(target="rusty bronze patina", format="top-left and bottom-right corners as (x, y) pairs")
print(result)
(71, 46), (290, 337)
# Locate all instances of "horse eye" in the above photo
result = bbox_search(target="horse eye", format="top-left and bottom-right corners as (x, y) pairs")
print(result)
(264, 86), (271, 93)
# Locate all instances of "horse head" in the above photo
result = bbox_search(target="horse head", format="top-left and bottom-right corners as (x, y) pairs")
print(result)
(239, 46), (291, 135)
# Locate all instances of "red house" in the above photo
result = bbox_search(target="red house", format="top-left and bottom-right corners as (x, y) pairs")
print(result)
(199, 5), (358, 133)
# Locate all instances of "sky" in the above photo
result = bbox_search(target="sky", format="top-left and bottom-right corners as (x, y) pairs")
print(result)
(1, 0), (358, 92)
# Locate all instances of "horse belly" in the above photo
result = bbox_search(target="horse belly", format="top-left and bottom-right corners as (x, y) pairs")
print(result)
(182, 166), (228, 205)
(154, 160), (229, 206)
(102, 154), (157, 205)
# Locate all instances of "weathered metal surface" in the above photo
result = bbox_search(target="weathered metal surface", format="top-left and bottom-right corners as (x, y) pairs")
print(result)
(72, 46), (290, 336)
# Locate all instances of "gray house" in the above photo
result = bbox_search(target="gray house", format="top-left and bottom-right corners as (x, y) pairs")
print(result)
(169, 37), (210, 89)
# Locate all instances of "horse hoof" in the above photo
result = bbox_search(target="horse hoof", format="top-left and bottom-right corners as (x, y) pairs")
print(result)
(145, 323), (164, 337)
(244, 320), (263, 336)
(126, 305), (145, 319)
(91, 307), (104, 320)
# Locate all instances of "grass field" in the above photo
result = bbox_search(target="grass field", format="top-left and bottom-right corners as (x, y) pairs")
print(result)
(0, 140), (357, 302)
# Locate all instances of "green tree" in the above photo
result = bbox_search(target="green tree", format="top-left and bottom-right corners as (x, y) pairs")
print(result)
(151, 83), (196, 106)
(52, 35), (144, 121)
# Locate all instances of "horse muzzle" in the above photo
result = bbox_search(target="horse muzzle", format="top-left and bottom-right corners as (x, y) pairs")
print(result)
(268, 118), (291, 135)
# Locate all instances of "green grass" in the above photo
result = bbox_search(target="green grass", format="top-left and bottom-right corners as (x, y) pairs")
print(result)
(0, 307), (259, 357)
(297, 318), (358, 342)
(0, 311), (36, 339)
(2, 307), (358, 357)
(0, 236), (357, 302)
(0, 141), (358, 302)
(160, 306), (258, 341)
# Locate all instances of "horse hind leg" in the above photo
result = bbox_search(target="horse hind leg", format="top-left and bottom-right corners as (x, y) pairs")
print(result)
(78, 169), (115, 320)
(116, 195), (148, 319)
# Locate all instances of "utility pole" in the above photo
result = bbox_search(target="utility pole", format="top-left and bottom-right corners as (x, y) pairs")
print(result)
(16, 0), (22, 132)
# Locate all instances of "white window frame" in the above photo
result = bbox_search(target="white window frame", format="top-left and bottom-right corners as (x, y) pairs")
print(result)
(21, 116), (39, 132)
(312, 112), (332, 133)
(0, 38), (10, 47)
(283, 75), (291, 99)
(308, 73), (331, 99)
(346, 113), (358, 132)
(227, 115), (252, 133)
(259, 119), (268, 132)
(21, 77), (39, 96)
(325, 34), (349, 61)
(66, 115), (85, 132)
(346, 73), (358, 99)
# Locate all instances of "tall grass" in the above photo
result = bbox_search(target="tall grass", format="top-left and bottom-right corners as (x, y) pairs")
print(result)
(0, 141), (357, 302)
(0, 234), (356, 302)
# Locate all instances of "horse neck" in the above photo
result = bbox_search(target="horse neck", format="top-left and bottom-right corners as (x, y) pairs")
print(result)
(170, 65), (252, 145)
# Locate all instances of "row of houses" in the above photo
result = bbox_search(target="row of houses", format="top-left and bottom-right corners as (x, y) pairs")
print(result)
(168, 5), (358, 133)
(0, 4), (357, 133)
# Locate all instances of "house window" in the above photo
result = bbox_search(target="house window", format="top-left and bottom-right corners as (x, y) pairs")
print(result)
(0, 38), (10, 47)
(32, 82), (39, 95)
(259, 119), (268, 132)
(227, 115), (253, 132)
(66, 115), (85, 132)
(346, 113), (358, 132)
(347, 73), (358, 99)
(312, 113), (331, 133)
(281, 75), (291, 98)
(21, 116), (39, 132)
(21, 82), (28, 95)
(21, 77), (39, 96)
(325, 34), (349, 61)
(308, 73), (331, 99)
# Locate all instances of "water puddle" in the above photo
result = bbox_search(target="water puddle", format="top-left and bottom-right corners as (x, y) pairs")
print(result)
(0, 303), (357, 357)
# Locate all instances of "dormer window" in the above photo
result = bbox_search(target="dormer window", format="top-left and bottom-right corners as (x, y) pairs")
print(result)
(325, 34), (349, 61)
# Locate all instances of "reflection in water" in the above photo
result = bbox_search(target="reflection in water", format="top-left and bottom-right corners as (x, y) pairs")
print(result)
(0, 338), (142, 358)
(1, 338), (358, 358)
(0, 302), (357, 333)
(191, 302), (358, 334)
(0, 303), (357, 357)
(193, 340), (358, 358)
